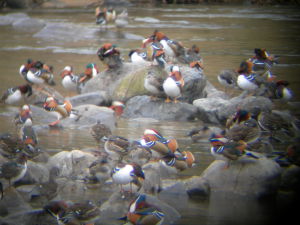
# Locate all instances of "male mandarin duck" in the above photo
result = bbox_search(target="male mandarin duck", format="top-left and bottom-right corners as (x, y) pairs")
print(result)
(60, 66), (81, 93)
(97, 43), (122, 70)
(109, 100), (125, 117)
(0, 84), (32, 105)
(14, 104), (33, 126)
(163, 65), (184, 103)
(236, 61), (259, 92)
(0, 153), (28, 198)
(78, 63), (99, 84)
(120, 194), (165, 225)
(19, 58), (37, 80)
(267, 80), (293, 101)
(18, 118), (39, 155)
(129, 49), (148, 63)
(111, 162), (145, 194)
(249, 48), (279, 71)
(226, 108), (252, 129)
(151, 41), (167, 68)
(209, 135), (259, 167)
(57, 200), (101, 225)
(95, 6), (116, 25)
(190, 61), (204, 71)
(144, 71), (164, 101)
(23, 61), (55, 86)
(43, 96), (73, 127)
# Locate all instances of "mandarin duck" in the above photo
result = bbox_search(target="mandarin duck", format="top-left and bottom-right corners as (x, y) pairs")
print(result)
(252, 108), (297, 142)
(120, 194), (165, 225)
(190, 61), (204, 71)
(60, 66), (80, 93)
(95, 6), (116, 25)
(150, 41), (167, 68)
(144, 71), (164, 101)
(43, 96), (73, 127)
(249, 48), (279, 72)
(226, 108), (252, 129)
(163, 65), (184, 103)
(97, 43), (122, 70)
(18, 118), (39, 156)
(129, 49), (147, 63)
(111, 163), (145, 194)
(0, 133), (25, 158)
(90, 120), (112, 144)
(0, 153), (28, 198)
(14, 104), (33, 126)
(225, 117), (261, 144)
(185, 44), (202, 63)
(217, 69), (238, 94)
(110, 100), (125, 117)
(270, 80), (293, 101)
(78, 63), (99, 85)
(103, 135), (132, 160)
(187, 126), (223, 143)
(57, 200), (101, 225)
(43, 200), (69, 222)
(209, 135), (259, 167)
(0, 84), (32, 105)
(151, 29), (184, 63)
(23, 61), (55, 86)
(19, 58), (37, 80)
(236, 61), (259, 92)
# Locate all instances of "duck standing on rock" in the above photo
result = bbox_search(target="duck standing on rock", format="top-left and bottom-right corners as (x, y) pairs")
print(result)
(163, 65), (184, 103)
(0, 84), (32, 105)
(18, 118), (39, 156)
(43, 96), (73, 127)
(217, 69), (237, 94)
(144, 71), (164, 101)
(97, 43), (122, 70)
(120, 194), (165, 225)
(0, 153), (28, 199)
(21, 60), (55, 86)
(236, 61), (260, 94)
(78, 63), (99, 85)
(111, 163), (145, 195)
(60, 66), (80, 93)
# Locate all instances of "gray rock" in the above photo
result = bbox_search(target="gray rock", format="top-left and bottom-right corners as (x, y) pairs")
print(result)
(200, 158), (281, 198)
(66, 91), (111, 107)
(123, 95), (199, 121)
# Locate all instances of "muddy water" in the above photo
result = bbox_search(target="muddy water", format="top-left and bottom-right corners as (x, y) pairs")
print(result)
(1, 4), (300, 224)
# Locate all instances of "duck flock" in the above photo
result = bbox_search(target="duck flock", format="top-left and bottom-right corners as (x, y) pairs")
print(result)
(0, 7), (300, 225)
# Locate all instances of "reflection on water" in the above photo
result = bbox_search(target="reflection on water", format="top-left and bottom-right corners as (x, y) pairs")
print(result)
(1, 4), (300, 224)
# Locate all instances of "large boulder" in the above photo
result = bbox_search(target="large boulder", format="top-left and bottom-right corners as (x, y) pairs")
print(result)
(66, 91), (111, 107)
(187, 158), (281, 199)
(193, 94), (273, 125)
(122, 95), (199, 121)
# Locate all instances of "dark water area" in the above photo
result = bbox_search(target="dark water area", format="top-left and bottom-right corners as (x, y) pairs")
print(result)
(1, 4), (300, 225)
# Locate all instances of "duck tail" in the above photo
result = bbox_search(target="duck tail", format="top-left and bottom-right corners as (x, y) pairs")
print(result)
(245, 151), (260, 159)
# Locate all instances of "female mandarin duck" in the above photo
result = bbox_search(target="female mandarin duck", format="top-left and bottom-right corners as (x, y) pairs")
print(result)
(129, 49), (148, 64)
(22, 61), (55, 86)
(103, 135), (132, 161)
(0, 84), (32, 105)
(90, 120), (112, 144)
(217, 69), (238, 94)
(163, 65), (184, 103)
(187, 126), (223, 143)
(144, 71), (164, 101)
(120, 194), (165, 225)
(111, 162), (145, 194)
(60, 66), (80, 93)
(15, 104), (33, 126)
(0, 153), (28, 198)
(43, 96), (73, 127)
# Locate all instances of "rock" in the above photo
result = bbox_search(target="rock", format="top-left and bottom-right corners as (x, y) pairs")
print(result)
(66, 91), (111, 107)
(26, 86), (65, 107)
(185, 176), (210, 198)
(46, 150), (96, 178)
(200, 158), (281, 199)
(60, 104), (116, 130)
(193, 95), (273, 125)
(122, 95), (199, 121)
(18, 161), (50, 185)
